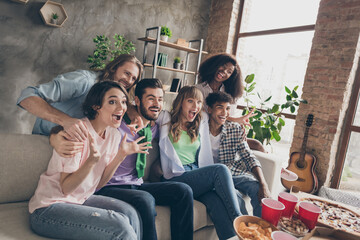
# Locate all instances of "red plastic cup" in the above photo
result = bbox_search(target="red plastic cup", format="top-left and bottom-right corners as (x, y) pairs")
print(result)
(278, 192), (298, 218)
(298, 201), (322, 230)
(261, 198), (285, 226)
(271, 231), (298, 240)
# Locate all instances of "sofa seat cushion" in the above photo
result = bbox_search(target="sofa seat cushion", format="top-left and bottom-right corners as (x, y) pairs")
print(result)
(0, 202), (52, 240)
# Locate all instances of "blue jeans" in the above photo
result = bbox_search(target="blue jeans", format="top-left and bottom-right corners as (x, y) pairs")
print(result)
(164, 163), (241, 240)
(96, 181), (193, 240)
(233, 174), (261, 217)
(30, 195), (141, 240)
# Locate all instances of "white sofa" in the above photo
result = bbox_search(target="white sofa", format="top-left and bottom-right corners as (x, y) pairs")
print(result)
(0, 133), (282, 240)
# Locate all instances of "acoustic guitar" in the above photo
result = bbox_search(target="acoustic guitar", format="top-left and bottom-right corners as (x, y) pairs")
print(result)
(281, 114), (318, 194)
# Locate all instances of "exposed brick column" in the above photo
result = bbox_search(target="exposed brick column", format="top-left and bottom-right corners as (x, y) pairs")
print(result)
(205, 0), (240, 55)
(290, 0), (360, 188)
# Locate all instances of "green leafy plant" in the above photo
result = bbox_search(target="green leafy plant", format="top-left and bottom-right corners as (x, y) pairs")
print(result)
(242, 74), (308, 145)
(174, 56), (181, 63)
(161, 26), (172, 38)
(52, 13), (58, 20)
(87, 34), (136, 70)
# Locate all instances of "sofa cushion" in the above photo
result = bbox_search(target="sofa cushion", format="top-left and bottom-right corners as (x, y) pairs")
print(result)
(0, 134), (52, 204)
(0, 202), (52, 239)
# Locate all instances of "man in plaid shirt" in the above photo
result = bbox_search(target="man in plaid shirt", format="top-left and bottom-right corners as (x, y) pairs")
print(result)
(206, 92), (271, 217)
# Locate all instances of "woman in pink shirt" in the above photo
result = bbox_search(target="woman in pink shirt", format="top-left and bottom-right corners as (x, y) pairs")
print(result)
(29, 81), (150, 240)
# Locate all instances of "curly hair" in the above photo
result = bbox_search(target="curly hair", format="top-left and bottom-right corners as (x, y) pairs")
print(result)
(198, 53), (243, 100)
(83, 81), (128, 120)
(170, 86), (203, 143)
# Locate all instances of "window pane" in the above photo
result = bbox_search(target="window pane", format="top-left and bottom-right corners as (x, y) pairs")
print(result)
(240, 0), (321, 32)
(339, 132), (360, 191)
(352, 94), (360, 126)
(236, 31), (314, 114)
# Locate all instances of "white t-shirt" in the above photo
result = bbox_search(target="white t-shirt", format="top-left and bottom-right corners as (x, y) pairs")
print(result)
(209, 133), (221, 163)
(29, 118), (121, 213)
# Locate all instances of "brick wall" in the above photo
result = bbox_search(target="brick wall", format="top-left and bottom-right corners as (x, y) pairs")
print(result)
(205, 0), (360, 189)
(206, 0), (240, 54)
(291, 0), (360, 187)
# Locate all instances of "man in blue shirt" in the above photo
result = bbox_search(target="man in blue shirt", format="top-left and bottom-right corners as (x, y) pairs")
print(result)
(206, 92), (271, 217)
(17, 54), (142, 142)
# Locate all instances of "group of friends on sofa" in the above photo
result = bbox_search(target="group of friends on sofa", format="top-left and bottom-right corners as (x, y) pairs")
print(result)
(17, 53), (271, 240)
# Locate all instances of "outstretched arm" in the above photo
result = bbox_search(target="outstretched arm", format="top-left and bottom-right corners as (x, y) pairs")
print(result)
(20, 97), (88, 141)
(227, 108), (256, 127)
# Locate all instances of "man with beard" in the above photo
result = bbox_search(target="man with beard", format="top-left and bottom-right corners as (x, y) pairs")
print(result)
(95, 78), (194, 240)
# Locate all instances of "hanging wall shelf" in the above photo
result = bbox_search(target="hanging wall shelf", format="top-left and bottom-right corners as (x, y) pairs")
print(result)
(39, 0), (68, 28)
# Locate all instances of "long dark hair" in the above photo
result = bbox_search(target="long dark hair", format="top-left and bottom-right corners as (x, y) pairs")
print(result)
(198, 53), (243, 100)
(83, 81), (128, 120)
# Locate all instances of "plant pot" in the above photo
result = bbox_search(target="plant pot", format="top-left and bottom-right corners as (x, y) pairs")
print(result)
(173, 62), (180, 69)
(51, 18), (58, 25)
(160, 35), (168, 42)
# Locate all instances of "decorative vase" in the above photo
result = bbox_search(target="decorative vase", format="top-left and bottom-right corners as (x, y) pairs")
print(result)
(160, 35), (168, 42)
(180, 61), (184, 70)
(173, 62), (180, 69)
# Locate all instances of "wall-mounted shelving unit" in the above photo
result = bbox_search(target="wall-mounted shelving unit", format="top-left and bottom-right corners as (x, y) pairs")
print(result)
(138, 26), (207, 92)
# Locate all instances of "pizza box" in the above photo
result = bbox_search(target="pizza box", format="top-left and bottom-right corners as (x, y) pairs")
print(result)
(233, 216), (278, 240)
(295, 197), (360, 237)
(303, 227), (360, 240)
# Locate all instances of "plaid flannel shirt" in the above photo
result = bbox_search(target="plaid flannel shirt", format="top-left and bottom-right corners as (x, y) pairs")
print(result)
(218, 121), (261, 176)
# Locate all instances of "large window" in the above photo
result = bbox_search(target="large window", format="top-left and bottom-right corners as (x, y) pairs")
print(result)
(235, 0), (321, 157)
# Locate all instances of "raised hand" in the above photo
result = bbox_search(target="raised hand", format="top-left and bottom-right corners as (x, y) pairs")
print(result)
(88, 134), (101, 164)
(118, 133), (152, 157)
(127, 115), (145, 136)
(62, 118), (88, 142)
(236, 108), (256, 127)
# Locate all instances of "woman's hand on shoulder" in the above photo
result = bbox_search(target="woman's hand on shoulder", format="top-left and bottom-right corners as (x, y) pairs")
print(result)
(233, 108), (256, 127)
(118, 133), (152, 157)
(50, 130), (84, 157)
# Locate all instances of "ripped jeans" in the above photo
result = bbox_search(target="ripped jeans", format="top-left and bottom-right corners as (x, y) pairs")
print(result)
(30, 195), (141, 240)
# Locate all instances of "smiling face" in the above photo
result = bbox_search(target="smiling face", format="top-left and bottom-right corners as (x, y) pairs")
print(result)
(180, 97), (203, 124)
(95, 88), (127, 129)
(135, 87), (164, 121)
(213, 62), (235, 84)
(113, 61), (140, 90)
(208, 101), (231, 127)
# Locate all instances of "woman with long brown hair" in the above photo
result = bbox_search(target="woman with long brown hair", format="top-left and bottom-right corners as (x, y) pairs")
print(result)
(157, 86), (241, 240)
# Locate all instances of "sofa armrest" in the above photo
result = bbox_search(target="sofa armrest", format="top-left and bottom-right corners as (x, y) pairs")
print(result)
(253, 151), (284, 198)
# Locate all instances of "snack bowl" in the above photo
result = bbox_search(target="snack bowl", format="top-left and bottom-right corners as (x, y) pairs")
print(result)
(279, 216), (309, 237)
(233, 215), (279, 240)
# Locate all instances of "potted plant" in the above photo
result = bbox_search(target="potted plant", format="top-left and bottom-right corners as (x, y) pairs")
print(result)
(241, 74), (308, 145)
(173, 57), (181, 69)
(160, 26), (172, 42)
(87, 34), (136, 70)
(51, 12), (58, 25)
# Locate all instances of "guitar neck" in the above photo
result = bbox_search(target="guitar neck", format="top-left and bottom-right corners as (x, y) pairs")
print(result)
(299, 127), (310, 161)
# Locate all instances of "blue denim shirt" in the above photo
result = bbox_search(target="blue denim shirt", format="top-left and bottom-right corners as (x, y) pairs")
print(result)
(17, 70), (99, 135)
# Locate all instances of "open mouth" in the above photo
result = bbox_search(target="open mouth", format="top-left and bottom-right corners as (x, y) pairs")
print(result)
(188, 110), (198, 120)
(112, 113), (123, 121)
(149, 107), (160, 113)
